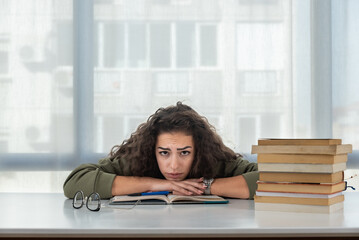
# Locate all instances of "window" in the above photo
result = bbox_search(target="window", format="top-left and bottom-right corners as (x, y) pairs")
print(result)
(1, 0), (358, 180)
(94, 21), (217, 69)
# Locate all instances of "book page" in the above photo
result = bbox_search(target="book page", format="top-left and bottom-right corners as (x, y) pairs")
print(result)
(167, 194), (227, 203)
(110, 194), (170, 204)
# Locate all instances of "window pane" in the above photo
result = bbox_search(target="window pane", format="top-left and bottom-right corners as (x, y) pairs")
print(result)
(153, 72), (190, 95)
(129, 23), (147, 68)
(237, 117), (257, 153)
(237, 22), (284, 70)
(0, 0), (74, 154)
(0, 51), (9, 73)
(103, 23), (125, 68)
(94, 116), (124, 153)
(238, 71), (279, 94)
(94, 70), (122, 94)
(332, 0), (359, 150)
(57, 21), (73, 66)
(150, 23), (171, 68)
(176, 22), (195, 68)
(260, 114), (281, 138)
(200, 25), (217, 66)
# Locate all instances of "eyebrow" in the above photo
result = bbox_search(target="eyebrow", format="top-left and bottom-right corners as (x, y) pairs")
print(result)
(158, 146), (192, 151)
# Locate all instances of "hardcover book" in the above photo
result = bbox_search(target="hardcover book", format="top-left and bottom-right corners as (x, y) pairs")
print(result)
(259, 171), (344, 184)
(257, 162), (346, 173)
(257, 154), (347, 164)
(251, 144), (352, 155)
(254, 201), (344, 213)
(254, 192), (344, 206)
(256, 181), (346, 194)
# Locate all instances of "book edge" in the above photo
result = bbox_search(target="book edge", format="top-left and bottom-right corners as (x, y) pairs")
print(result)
(252, 144), (352, 155)
(258, 139), (342, 146)
(254, 201), (344, 213)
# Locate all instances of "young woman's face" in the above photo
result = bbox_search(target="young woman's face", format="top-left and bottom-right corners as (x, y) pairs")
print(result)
(155, 131), (195, 181)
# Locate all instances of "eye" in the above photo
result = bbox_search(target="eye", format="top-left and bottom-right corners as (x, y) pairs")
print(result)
(159, 151), (169, 156)
(181, 151), (190, 156)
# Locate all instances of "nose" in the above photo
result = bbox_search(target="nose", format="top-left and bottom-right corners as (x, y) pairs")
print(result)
(169, 155), (179, 170)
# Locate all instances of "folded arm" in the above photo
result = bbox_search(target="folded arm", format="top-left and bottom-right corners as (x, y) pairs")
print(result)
(111, 176), (206, 196)
(63, 157), (258, 199)
(63, 160), (205, 199)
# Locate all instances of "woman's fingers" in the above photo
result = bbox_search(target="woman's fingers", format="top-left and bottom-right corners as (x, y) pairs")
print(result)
(186, 177), (204, 183)
(171, 186), (195, 195)
(170, 179), (206, 195)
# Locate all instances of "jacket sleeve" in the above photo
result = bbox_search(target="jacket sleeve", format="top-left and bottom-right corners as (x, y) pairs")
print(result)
(63, 157), (129, 199)
(223, 157), (259, 199)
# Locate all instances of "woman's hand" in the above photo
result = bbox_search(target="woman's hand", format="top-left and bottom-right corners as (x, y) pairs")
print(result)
(169, 178), (206, 196)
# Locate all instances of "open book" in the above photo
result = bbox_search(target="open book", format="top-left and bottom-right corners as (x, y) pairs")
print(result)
(109, 194), (229, 205)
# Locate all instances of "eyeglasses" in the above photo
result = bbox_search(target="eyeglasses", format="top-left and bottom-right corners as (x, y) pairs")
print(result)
(72, 191), (101, 212)
(72, 191), (140, 211)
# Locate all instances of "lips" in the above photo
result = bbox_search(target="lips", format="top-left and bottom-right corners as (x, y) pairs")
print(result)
(167, 173), (183, 179)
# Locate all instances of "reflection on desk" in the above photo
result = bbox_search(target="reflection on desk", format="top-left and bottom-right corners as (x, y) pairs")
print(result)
(0, 192), (358, 238)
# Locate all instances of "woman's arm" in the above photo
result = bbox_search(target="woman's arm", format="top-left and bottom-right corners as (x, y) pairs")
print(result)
(63, 157), (129, 199)
(210, 175), (250, 199)
(111, 176), (205, 196)
(63, 157), (206, 199)
(63, 163), (117, 199)
(210, 157), (259, 199)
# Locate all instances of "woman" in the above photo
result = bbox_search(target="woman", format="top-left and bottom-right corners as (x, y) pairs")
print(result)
(63, 102), (258, 199)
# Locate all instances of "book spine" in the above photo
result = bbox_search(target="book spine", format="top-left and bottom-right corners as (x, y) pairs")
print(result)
(252, 144), (352, 155)
(256, 182), (345, 194)
(257, 154), (347, 164)
(254, 202), (344, 213)
(258, 171), (344, 183)
(254, 195), (344, 206)
(257, 162), (346, 173)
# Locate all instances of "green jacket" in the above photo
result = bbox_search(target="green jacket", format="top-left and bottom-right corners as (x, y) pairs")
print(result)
(63, 157), (258, 199)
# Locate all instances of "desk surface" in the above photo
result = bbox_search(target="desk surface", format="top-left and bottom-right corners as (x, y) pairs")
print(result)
(0, 192), (359, 238)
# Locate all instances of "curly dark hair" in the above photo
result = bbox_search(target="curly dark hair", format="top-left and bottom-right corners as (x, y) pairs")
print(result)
(109, 102), (240, 179)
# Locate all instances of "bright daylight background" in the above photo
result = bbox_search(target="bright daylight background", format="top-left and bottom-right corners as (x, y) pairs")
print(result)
(0, 0), (358, 192)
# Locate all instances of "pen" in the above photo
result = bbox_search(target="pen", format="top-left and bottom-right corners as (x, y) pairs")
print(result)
(128, 191), (170, 196)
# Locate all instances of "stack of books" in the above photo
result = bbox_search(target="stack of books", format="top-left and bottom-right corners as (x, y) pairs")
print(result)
(251, 139), (352, 213)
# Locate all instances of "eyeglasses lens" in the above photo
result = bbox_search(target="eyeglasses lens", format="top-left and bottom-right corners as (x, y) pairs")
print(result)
(73, 191), (84, 209)
(87, 193), (100, 211)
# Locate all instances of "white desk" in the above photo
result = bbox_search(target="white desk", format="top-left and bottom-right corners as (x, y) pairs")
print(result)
(0, 192), (359, 238)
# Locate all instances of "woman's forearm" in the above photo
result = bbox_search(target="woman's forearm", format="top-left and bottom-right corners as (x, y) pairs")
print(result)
(111, 176), (206, 196)
(210, 175), (250, 199)
(111, 176), (169, 196)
